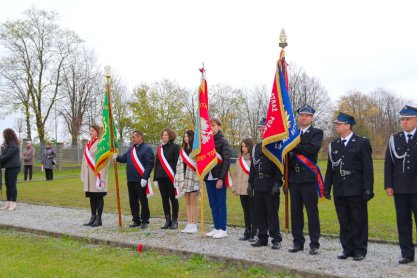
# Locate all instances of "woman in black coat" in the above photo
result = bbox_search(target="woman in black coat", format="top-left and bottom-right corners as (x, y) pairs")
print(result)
(153, 128), (180, 229)
(0, 128), (21, 211)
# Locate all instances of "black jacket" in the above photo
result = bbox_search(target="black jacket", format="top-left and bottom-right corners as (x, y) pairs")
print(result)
(249, 142), (283, 192)
(384, 131), (417, 193)
(0, 141), (21, 168)
(154, 140), (180, 181)
(289, 126), (324, 184)
(116, 143), (154, 182)
(204, 131), (231, 181)
(324, 133), (374, 197)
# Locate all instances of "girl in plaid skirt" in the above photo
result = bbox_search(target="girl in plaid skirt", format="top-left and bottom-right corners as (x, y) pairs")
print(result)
(174, 130), (200, 233)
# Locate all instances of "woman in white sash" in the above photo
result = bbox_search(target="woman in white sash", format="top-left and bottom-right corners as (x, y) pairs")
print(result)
(174, 130), (200, 233)
(81, 124), (109, 227)
(233, 138), (256, 241)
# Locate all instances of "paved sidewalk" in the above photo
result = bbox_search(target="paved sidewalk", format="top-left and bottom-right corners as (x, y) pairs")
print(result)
(0, 203), (416, 277)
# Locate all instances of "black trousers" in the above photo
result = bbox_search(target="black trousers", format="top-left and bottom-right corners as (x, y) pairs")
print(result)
(394, 193), (417, 259)
(45, 168), (53, 180)
(290, 182), (320, 249)
(24, 165), (33, 180)
(254, 191), (282, 243)
(127, 181), (150, 224)
(334, 195), (368, 256)
(158, 178), (179, 219)
(5, 167), (20, 201)
(240, 195), (256, 232)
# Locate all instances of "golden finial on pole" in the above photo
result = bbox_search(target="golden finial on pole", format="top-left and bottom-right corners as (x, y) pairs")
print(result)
(279, 28), (288, 49)
(105, 65), (111, 81)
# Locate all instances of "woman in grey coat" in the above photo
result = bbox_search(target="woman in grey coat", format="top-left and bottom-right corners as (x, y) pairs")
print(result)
(42, 142), (56, 180)
(0, 128), (21, 211)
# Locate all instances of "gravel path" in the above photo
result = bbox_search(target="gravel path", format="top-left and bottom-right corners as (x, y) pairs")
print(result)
(0, 203), (415, 277)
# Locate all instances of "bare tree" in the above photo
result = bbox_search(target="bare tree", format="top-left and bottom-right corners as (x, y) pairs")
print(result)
(13, 117), (24, 140)
(0, 56), (33, 139)
(0, 7), (82, 144)
(244, 85), (269, 143)
(59, 46), (101, 145)
(288, 63), (332, 135)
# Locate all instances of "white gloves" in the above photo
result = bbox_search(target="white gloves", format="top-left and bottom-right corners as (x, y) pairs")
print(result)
(141, 179), (147, 187)
(153, 181), (159, 188)
(112, 153), (118, 160)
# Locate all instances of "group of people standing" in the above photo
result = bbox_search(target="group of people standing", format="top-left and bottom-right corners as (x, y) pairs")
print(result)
(0, 129), (58, 210)
(80, 103), (417, 264)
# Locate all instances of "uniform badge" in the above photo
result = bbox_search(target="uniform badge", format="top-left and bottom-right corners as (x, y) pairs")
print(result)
(333, 150), (338, 154)
(352, 138), (356, 142)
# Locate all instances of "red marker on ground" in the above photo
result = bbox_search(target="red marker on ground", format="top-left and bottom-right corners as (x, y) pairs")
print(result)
(137, 243), (143, 253)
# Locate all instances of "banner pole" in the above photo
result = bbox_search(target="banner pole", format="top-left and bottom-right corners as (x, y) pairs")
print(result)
(200, 177), (205, 237)
(284, 154), (289, 234)
(105, 68), (122, 228)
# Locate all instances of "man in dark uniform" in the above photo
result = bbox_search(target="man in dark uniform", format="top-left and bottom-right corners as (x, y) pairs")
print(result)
(324, 112), (374, 261)
(384, 105), (417, 264)
(288, 105), (324, 255)
(248, 118), (282, 250)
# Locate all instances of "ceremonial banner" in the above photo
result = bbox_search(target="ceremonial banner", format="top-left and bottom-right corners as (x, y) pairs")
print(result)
(190, 68), (217, 178)
(262, 50), (300, 174)
(95, 89), (118, 173)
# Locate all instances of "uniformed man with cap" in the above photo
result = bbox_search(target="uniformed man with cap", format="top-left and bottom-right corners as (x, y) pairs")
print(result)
(324, 112), (374, 261)
(247, 117), (282, 250)
(384, 105), (417, 264)
(288, 105), (324, 255)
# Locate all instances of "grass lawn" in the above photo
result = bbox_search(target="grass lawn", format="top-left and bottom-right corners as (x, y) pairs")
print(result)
(0, 228), (290, 277)
(13, 160), (400, 241)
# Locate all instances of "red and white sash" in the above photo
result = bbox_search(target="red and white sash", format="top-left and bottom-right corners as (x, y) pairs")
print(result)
(216, 152), (233, 188)
(180, 148), (196, 172)
(239, 156), (250, 175)
(131, 146), (153, 198)
(158, 145), (179, 198)
(84, 138), (103, 191)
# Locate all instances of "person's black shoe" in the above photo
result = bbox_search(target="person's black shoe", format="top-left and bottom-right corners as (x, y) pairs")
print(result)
(271, 242), (281, 250)
(309, 247), (319, 255)
(169, 219), (178, 230)
(129, 222), (141, 228)
(248, 235), (258, 242)
(353, 254), (365, 261)
(161, 215), (171, 229)
(337, 252), (350, 259)
(83, 215), (96, 226)
(140, 223), (149, 229)
(288, 245), (304, 253)
(239, 229), (250, 241)
(399, 257), (414, 264)
(251, 240), (268, 247)
(90, 215), (102, 227)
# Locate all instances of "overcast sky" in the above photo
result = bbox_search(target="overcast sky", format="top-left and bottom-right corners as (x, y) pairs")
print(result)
(1, 0), (416, 140)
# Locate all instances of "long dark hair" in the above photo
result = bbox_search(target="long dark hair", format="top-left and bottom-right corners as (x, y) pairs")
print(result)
(182, 130), (194, 151)
(3, 128), (19, 145)
(240, 138), (254, 159)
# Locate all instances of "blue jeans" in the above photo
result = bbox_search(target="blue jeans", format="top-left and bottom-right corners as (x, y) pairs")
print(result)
(205, 180), (227, 231)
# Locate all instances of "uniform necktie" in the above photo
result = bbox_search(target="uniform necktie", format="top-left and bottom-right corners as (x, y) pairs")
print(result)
(341, 139), (347, 146)
(407, 134), (413, 143)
